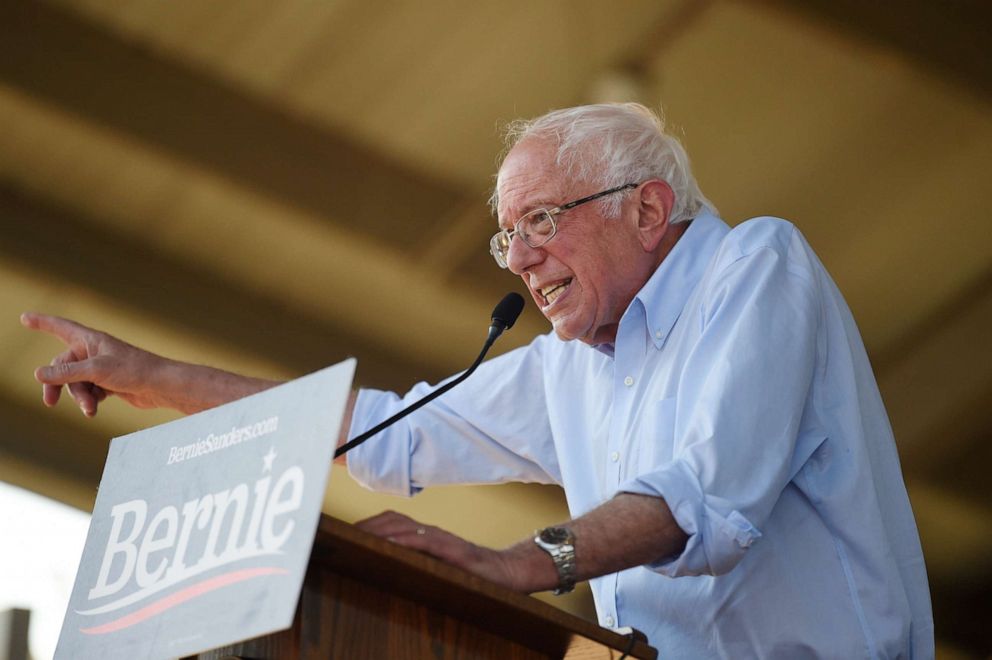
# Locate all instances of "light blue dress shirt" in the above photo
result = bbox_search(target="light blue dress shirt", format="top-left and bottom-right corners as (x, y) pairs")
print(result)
(348, 212), (934, 659)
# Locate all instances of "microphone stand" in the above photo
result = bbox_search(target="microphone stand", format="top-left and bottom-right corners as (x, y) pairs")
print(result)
(334, 293), (523, 459)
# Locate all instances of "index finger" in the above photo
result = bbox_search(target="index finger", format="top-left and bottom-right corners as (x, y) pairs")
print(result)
(20, 312), (96, 345)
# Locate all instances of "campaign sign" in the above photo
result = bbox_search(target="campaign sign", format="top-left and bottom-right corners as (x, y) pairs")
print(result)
(55, 359), (355, 660)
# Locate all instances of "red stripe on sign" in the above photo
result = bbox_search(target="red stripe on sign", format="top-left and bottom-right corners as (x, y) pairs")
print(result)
(79, 567), (288, 635)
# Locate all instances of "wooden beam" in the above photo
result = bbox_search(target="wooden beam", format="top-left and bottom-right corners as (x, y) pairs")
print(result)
(769, 0), (992, 98)
(0, 394), (108, 505)
(875, 268), (992, 470)
(0, 183), (436, 391)
(0, 2), (544, 376)
(872, 270), (992, 656)
(0, 1), (467, 249)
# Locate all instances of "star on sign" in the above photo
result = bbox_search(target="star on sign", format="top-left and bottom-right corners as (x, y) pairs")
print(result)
(262, 447), (277, 473)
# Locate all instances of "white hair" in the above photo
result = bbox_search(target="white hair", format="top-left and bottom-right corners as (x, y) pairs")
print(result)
(490, 103), (716, 223)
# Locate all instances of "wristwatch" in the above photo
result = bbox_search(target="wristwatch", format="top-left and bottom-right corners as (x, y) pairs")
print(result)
(534, 526), (576, 595)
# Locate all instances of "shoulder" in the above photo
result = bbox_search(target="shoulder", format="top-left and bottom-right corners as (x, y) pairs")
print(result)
(706, 216), (821, 283)
(715, 216), (797, 264)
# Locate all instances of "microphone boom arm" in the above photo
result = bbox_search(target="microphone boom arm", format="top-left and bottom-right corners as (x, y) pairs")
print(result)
(334, 293), (523, 459)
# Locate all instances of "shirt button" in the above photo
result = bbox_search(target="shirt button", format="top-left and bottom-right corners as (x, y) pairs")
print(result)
(610, 452), (620, 462)
(623, 376), (634, 387)
(605, 615), (616, 627)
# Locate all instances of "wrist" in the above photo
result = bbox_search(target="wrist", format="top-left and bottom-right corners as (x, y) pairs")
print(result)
(154, 357), (202, 413)
(533, 526), (577, 595)
(156, 358), (242, 414)
(500, 539), (563, 594)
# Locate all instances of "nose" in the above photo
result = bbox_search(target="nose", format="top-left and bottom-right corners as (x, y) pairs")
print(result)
(506, 235), (544, 274)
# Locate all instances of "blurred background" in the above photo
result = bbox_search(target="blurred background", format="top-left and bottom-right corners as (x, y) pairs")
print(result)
(0, 0), (989, 657)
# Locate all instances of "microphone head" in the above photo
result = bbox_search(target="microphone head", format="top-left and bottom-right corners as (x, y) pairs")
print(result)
(491, 292), (525, 332)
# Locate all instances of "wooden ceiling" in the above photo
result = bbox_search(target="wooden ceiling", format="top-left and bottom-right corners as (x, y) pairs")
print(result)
(0, 0), (989, 654)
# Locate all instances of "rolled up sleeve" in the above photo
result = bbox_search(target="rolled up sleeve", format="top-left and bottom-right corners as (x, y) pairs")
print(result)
(347, 388), (417, 497)
(346, 336), (561, 497)
(623, 461), (762, 576)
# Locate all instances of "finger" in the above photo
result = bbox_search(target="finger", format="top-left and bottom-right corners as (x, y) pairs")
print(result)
(35, 358), (98, 386)
(67, 381), (98, 417)
(379, 526), (477, 569)
(80, 384), (108, 418)
(41, 350), (73, 407)
(356, 512), (441, 546)
(355, 511), (420, 537)
(86, 383), (107, 416)
(355, 510), (411, 529)
(21, 312), (95, 346)
(42, 381), (62, 407)
(356, 515), (489, 578)
(356, 513), (432, 544)
(50, 350), (97, 416)
(383, 529), (434, 551)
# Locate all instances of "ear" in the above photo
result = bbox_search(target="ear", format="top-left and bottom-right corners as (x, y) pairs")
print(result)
(633, 180), (675, 252)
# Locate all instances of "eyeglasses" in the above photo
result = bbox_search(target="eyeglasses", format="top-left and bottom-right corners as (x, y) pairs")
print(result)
(489, 183), (639, 269)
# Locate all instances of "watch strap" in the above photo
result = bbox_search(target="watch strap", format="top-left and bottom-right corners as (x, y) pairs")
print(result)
(534, 526), (576, 595)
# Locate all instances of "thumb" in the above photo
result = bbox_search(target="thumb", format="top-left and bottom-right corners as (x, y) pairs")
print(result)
(35, 359), (96, 385)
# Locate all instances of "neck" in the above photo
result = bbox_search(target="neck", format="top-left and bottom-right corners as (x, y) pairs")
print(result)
(591, 219), (691, 347)
(652, 219), (689, 271)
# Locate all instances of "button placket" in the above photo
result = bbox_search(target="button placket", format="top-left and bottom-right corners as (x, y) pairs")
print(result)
(609, 316), (644, 488)
(607, 328), (643, 487)
(609, 364), (632, 489)
(601, 307), (646, 637)
(598, 571), (619, 631)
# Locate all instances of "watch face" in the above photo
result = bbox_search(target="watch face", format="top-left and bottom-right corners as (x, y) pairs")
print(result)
(539, 527), (571, 544)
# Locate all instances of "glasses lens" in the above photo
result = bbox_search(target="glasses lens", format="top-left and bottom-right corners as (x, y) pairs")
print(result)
(520, 210), (555, 247)
(490, 232), (510, 268)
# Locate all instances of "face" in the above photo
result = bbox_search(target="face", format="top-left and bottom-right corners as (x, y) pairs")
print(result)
(495, 139), (652, 345)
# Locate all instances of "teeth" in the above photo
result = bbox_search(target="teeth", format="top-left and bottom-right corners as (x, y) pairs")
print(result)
(540, 280), (570, 306)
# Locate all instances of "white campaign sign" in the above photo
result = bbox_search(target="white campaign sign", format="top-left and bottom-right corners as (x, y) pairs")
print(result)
(55, 359), (355, 660)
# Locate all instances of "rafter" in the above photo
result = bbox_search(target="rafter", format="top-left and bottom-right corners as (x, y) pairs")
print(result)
(0, 183), (434, 389)
(770, 0), (992, 98)
(0, 1), (466, 247)
(0, 1), (546, 382)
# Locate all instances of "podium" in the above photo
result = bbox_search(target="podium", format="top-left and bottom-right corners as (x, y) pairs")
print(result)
(184, 515), (657, 659)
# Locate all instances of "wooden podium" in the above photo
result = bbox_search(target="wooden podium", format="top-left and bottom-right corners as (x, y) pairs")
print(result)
(185, 515), (657, 659)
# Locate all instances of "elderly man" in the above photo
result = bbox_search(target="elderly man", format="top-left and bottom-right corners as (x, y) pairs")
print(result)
(24, 103), (932, 658)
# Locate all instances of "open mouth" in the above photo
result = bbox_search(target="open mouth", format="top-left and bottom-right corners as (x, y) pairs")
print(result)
(538, 279), (572, 308)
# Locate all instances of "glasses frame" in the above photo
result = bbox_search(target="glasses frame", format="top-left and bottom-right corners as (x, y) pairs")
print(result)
(490, 182), (639, 269)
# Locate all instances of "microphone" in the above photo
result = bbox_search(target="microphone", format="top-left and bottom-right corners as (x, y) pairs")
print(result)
(334, 292), (525, 459)
(488, 291), (525, 341)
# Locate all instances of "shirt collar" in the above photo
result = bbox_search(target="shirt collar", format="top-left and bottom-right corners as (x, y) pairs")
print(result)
(633, 210), (730, 350)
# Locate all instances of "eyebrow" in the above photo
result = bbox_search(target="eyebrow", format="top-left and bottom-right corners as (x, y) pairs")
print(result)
(499, 199), (561, 230)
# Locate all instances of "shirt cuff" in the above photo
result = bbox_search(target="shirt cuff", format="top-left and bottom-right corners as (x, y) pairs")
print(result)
(345, 388), (419, 497)
(619, 460), (762, 576)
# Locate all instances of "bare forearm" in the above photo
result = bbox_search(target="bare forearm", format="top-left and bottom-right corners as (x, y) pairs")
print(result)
(154, 358), (282, 414)
(355, 493), (688, 596)
(23, 311), (359, 465)
(504, 493), (689, 593)
(23, 312), (285, 417)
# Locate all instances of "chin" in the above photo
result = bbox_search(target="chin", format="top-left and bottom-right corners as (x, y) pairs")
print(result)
(549, 318), (575, 342)
(550, 317), (593, 344)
